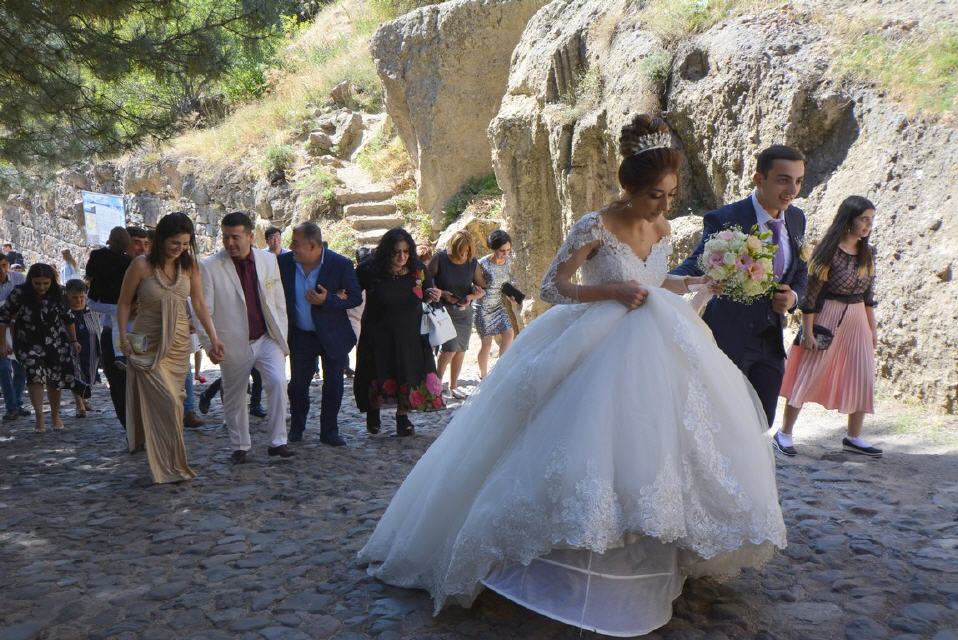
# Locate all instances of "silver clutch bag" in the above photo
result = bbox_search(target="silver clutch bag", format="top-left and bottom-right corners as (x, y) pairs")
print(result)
(127, 332), (150, 354)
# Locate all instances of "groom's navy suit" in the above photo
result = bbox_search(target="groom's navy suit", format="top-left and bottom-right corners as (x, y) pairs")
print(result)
(672, 196), (808, 427)
(279, 249), (362, 440)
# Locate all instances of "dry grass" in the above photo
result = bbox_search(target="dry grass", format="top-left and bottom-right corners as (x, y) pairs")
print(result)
(355, 119), (413, 187)
(170, 0), (394, 170)
(636, 0), (778, 43)
(829, 20), (958, 117)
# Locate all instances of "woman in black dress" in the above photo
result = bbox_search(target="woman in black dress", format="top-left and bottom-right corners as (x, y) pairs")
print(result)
(355, 228), (443, 436)
(0, 264), (79, 432)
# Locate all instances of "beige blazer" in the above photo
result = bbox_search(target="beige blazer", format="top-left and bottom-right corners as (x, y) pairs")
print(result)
(198, 249), (289, 362)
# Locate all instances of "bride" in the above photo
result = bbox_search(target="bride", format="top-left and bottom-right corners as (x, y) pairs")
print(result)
(357, 114), (787, 637)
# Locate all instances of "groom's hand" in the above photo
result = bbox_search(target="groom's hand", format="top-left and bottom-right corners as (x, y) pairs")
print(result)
(772, 285), (797, 315)
(306, 284), (328, 306)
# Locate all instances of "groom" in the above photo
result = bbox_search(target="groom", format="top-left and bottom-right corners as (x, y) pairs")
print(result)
(672, 145), (808, 430)
(279, 222), (362, 446)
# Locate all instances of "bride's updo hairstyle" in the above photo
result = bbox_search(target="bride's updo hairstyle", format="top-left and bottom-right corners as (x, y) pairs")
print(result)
(614, 114), (682, 216)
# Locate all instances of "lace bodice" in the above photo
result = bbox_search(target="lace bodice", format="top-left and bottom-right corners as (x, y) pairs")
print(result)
(540, 212), (672, 304)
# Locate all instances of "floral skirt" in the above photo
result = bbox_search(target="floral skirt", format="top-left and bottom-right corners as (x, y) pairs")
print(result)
(355, 323), (445, 413)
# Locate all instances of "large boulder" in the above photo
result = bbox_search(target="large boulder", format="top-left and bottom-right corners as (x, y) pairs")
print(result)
(372, 0), (548, 226)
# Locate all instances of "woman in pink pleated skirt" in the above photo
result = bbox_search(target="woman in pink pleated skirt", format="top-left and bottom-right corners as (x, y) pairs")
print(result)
(776, 196), (881, 458)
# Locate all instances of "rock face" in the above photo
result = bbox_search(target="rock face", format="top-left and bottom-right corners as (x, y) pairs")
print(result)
(664, 12), (958, 411)
(485, 1), (957, 410)
(488, 0), (665, 314)
(372, 0), (548, 227)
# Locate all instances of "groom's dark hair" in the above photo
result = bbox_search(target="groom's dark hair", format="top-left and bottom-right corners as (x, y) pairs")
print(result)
(221, 211), (254, 231)
(756, 145), (805, 176)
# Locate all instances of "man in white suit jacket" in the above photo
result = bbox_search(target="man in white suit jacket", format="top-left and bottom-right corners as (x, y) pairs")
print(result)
(199, 211), (293, 464)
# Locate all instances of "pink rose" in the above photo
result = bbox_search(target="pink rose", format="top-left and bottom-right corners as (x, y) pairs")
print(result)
(431, 398), (443, 410)
(409, 390), (425, 407)
(425, 372), (442, 395)
(735, 254), (753, 270)
(717, 230), (735, 241)
(747, 261), (766, 281)
(382, 378), (398, 395)
(707, 251), (726, 268)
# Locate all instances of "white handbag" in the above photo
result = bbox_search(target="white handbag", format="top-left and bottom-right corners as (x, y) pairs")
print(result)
(421, 303), (457, 347)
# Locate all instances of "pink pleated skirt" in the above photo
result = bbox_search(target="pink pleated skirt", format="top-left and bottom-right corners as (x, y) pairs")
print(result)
(780, 300), (875, 414)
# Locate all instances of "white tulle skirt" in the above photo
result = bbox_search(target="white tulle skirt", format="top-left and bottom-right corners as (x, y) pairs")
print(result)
(358, 288), (787, 637)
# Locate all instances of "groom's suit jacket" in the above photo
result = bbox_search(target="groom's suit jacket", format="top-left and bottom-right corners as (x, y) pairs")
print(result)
(277, 249), (362, 362)
(198, 249), (290, 364)
(671, 196), (808, 365)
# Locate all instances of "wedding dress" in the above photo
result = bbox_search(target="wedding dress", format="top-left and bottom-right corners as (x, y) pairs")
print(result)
(358, 212), (787, 637)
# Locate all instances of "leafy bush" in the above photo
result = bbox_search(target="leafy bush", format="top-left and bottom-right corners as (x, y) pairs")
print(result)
(395, 189), (432, 239)
(262, 143), (297, 172)
(295, 165), (339, 213)
(441, 173), (502, 228)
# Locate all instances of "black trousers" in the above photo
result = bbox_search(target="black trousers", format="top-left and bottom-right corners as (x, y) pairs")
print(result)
(100, 326), (126, 428)
(735, 331), (786, 429)
(288, 327), (345, 438)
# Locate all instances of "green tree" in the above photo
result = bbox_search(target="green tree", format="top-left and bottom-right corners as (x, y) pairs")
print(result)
(0, 0), (299, 165)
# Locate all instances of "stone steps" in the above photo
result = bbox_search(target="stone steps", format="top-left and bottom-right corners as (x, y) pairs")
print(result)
(355, 228), (391, 246)
(343, 200), (397, 217)
(335, 187), (396, 206)
(347, 213), (405, 231)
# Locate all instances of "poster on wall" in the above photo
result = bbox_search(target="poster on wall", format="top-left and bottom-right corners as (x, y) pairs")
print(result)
(81, 191), (126, 247)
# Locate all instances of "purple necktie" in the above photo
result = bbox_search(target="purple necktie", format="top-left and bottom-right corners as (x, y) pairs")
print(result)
(767, 219), (785, 280)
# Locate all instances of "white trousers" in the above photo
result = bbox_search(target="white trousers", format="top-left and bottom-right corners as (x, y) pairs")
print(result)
(221, 336), (288, 450)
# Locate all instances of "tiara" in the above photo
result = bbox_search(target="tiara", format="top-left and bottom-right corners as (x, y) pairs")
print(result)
(624, 131), (672, 157)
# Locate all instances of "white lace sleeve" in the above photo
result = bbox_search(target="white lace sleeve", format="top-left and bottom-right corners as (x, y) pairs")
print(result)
(540, 213), (603, 304)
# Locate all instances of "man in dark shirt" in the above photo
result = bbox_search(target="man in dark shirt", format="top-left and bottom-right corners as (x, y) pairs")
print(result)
(2, 243), (25, 267)
(85, 227), (132, 428)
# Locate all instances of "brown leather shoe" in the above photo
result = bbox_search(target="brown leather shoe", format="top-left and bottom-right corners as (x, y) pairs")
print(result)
(267, 444), (295, 458)
(230, 450), (247, 464)
(184, 411), (205, 428)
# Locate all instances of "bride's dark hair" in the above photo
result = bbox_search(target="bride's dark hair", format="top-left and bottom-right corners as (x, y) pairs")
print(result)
(615, 114), (682, 205)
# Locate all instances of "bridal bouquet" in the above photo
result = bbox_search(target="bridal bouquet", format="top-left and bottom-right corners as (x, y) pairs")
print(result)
(697, 225), (779, 304)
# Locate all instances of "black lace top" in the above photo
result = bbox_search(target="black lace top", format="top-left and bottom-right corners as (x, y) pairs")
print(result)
(799, 247), (877, 314)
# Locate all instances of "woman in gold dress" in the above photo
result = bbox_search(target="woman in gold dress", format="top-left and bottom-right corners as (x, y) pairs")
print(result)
(117, 212), (224, 484)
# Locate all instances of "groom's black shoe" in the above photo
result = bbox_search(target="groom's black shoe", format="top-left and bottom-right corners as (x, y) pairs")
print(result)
(319, 432), (347, 447)
(230, 450), (247, 464)
(288, 431), (303, 443)
(772, 433), (797, 457)
(267, 444), (295, 458)
(249, 404), (267, 419)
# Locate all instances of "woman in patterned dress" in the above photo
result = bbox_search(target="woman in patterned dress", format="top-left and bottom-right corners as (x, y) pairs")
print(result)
(0, 263), (79, 432)
(474, 230), (516, 379)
